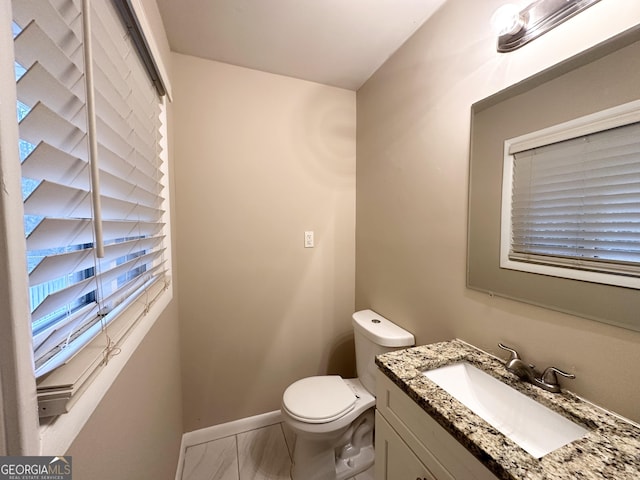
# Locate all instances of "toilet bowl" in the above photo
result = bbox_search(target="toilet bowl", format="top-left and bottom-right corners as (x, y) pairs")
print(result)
(281, 310), (414, 480)
(282, 377), (375, 480)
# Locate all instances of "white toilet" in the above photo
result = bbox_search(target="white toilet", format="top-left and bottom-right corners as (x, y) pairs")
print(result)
(281, 309), (415, 480)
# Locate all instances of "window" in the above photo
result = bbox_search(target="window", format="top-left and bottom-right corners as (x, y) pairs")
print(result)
(500, 101), (640, 290)
(12, 0), (170, 415)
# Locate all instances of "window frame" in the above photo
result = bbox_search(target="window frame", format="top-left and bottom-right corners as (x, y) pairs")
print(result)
(500, 99), (640, 290)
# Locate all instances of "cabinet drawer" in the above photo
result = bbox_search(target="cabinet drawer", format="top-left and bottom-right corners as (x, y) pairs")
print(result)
(376, 369), (498, 480)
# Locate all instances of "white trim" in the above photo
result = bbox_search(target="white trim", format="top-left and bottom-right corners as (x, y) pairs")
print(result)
(508, 99), (640, 154)
(0, 0), (40, 455)
(500, 141), (515, 274)
(175, 410), (283, 480)
(500, 254), (640, 289)
(182, 410), (283, 449)
(500, 99), (640, 290)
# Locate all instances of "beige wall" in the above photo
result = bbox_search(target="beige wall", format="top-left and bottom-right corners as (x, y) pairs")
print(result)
(67, 300), (183, 480)
(356, 0), (640, 422)
(172, 54), (356, 430)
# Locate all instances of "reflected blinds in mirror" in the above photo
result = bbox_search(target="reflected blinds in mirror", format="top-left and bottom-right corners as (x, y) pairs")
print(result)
(509, 122), (640, 278)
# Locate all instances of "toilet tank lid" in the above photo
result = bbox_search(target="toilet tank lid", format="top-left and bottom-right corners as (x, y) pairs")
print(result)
(352, 309), (415, 347)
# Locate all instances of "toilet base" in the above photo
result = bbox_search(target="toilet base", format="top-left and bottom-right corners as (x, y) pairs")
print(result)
(290, 409), (375, 480)
(335, 445), (374, 480)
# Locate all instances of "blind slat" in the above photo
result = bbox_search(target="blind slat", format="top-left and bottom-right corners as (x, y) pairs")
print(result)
(24, 180), (163, 222)
(19, 101), (86, 156)
(98, 142), (163, 193)
(29, 236), (163, 286)
(514, 157), (640, 188)
(17, 61), (83, 119)
(34, 274), (166, 377)
(13, 20), (82, 86)
(31, 276), (96, 322)
(22, 142), (162, 207)
(12, 0), (82, 47)
(93, 62), (130, 118)
(31, 249), (164, 322)
(33, 303), (98, 353)
(26, 218), (162, 251)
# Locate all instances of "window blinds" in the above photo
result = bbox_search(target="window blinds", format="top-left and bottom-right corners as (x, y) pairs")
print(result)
(13, 0), (168, 380)
(509, 121), (640, 277)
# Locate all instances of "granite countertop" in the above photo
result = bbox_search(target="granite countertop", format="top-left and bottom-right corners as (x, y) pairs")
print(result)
(375, 339), (640, 480)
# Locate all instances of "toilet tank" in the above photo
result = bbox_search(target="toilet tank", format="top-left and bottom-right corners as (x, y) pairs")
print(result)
(352, 309), (415, 394)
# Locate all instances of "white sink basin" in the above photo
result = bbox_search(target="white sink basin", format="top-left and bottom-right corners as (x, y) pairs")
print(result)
(423, 362), (588, 458)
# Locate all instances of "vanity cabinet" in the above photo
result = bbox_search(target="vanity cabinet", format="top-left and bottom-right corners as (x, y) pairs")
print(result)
(375, 369), (499, 480)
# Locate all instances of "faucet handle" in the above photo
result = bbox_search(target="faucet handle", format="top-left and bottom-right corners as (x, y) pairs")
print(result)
(498, 343), (520, 361)
(542, 366), (575, 386)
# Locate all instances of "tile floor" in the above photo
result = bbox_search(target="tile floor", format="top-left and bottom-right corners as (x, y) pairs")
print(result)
(180, 422), (374, 480)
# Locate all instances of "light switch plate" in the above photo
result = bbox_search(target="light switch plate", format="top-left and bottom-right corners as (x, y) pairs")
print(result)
(304, 231), (314, 248)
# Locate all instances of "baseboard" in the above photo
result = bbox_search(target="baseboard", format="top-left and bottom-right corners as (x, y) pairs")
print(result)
(174, 410), (283, 480)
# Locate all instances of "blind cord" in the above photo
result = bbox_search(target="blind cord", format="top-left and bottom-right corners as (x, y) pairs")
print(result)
(101, 329), (121, 366)
(82, 0), (115, 366)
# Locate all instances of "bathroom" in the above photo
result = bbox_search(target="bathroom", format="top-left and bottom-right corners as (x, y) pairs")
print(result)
(1, 0), (639, 478)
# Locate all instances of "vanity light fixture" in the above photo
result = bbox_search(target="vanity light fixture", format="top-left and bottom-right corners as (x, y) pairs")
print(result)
(493, 0), (602, 52)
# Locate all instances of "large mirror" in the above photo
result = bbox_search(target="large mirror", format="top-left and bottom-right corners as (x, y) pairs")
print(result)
(468, 28), (640, 331)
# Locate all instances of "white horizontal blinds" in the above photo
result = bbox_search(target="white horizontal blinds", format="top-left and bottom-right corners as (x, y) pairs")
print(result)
(510, 121), (640, 277)
(88, 0), (166, 323)
(13, 0), (99, 369)
(13, 0), (167, 378)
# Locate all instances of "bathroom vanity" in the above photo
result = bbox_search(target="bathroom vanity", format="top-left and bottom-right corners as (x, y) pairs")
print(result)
(374, 340), (640, 480)
(375, 370), (498, 480)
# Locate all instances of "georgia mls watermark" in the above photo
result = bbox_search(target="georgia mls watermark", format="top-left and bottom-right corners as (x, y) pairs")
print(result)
(0, 456), (71, 480)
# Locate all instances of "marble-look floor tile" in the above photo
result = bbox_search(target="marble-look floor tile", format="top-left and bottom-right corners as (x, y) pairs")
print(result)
(180, 422), (373, 480)
(237, 424), (292, 480)
(182, 436), (239, 480)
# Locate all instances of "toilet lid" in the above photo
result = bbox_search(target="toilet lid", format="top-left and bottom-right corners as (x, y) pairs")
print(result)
(283, 376), (356, 423)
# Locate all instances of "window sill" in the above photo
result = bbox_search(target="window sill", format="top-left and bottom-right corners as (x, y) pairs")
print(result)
(37, 284), (173, 455)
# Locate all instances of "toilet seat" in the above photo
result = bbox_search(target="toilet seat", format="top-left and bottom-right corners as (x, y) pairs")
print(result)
(282, 376), (356, 424)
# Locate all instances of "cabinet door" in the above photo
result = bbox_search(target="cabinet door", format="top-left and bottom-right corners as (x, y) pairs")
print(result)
(375, 411), (436, 480)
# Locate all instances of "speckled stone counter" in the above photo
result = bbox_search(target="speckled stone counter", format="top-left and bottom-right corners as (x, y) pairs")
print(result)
(375, 339), (640, 480)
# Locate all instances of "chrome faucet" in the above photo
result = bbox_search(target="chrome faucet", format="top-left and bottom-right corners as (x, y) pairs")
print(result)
(498, 343), (575, 393)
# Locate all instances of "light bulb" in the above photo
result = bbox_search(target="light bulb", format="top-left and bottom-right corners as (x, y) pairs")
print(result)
(491, 4), (525, 36)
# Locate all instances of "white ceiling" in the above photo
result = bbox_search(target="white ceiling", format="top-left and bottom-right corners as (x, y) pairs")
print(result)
(155, 0), (446, 90)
